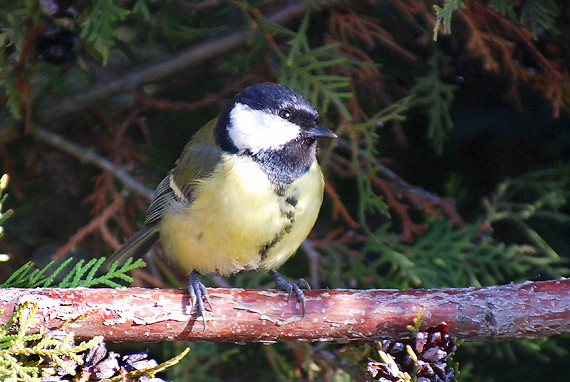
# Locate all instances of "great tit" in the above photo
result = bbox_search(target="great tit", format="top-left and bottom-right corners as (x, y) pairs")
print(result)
(110, 83), (336, 324)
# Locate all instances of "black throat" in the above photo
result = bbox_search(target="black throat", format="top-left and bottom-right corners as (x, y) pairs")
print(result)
(246, 137), (317, 185)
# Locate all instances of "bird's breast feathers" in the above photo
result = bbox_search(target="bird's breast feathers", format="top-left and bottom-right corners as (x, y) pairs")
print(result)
(159, 154), (324, 275)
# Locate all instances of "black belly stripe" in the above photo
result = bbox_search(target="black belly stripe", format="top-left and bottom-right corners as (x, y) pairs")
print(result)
(259, 183), (300, 262)
(275, 184), (287, 197)
(285, 196), (298, 207)
(259, 223), (294, 263)
(281, 196), (297, 221)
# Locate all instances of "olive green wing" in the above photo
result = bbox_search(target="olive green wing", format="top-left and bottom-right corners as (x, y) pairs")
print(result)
(107, 119), (221, 265)
(144, 119), (221, 226)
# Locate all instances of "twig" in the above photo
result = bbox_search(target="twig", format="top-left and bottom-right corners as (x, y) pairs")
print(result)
(333, 137), (464, 238)
(461, 1), (565, 117)
(134, 73), (266, 111)
(324, 178), (360, 229)
(335, 137), (457, 212)
(1, 279), (568, 342)
(33, 127), (154, 200)
(51, 196), (125, 260)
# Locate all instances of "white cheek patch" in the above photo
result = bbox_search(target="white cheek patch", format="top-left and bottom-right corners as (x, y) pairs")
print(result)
(228, 103), (301, 153)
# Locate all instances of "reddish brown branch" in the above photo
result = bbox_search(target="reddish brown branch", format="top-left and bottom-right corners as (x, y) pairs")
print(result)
(1, 279), (568, 343)
(329, 146), (464, 242)
(51, 196), (125, 260)
(460, 0), (567, 117)
(324, 179), (360, 229)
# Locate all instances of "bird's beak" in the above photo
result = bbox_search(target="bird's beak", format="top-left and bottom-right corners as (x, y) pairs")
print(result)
(305, 125), (337, 139)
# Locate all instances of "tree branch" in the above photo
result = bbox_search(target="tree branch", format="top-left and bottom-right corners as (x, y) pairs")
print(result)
(1, 279), (568, 342)
(38, 2), (308, 124)
(33, 127), (154, 200)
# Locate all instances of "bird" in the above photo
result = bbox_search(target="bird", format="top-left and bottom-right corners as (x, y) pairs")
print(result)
(109, 83), (336, 326)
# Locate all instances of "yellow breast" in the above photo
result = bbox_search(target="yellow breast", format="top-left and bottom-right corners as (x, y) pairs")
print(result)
(158, 154), (324, 275)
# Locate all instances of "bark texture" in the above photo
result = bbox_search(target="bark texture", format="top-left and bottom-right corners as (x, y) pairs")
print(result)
(1, 279), (568, 342)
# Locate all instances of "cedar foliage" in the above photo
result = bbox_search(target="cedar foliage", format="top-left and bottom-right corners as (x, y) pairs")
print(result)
(0, 0), (569, 381)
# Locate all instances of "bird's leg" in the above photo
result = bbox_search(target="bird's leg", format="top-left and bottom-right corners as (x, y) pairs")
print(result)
(188, 271), (212, 329)
(269, 270), (310, 316)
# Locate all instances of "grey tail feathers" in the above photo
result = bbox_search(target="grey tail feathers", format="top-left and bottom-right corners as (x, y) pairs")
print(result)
(104, 225), (160, 270)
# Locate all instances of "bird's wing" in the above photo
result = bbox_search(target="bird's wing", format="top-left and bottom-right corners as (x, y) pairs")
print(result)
(143, 172), (176, 226)
(107, 120), (221, 267)
(144, 119), (221, 226)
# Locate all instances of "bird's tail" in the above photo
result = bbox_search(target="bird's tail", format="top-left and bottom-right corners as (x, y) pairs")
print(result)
(104, 225), (160, 270)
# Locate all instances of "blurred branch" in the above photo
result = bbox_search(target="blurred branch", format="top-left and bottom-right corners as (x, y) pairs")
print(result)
(332, 137), (463, 240)
(38, 2), (309, 124)
(1, 279), (568, 342)
(51, 196), (125, 260)
(33, 127), (154, 199)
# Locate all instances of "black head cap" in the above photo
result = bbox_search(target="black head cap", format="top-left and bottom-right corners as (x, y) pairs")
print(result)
(235, 83), (316, 114)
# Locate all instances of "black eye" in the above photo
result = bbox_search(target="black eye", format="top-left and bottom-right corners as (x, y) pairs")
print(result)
(278, 109), (292, 120)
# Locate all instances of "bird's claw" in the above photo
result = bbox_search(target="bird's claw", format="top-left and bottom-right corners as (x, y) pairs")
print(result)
(188, 272), (211, 329)
(270, 270), (310, 316)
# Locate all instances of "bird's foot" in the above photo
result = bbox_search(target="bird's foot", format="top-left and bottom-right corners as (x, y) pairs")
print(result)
(270, 270), (310, 316)
(188, 271), (212, 329)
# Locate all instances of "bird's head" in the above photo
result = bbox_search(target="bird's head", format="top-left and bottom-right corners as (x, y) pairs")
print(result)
(215, 83), (336, 156)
